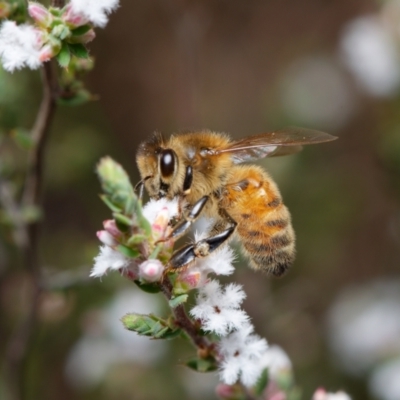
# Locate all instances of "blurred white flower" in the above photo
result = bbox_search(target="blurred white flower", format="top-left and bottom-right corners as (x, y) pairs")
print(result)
(327, 279), (400, 375)
(312, 388), (352, 400)
(340, 16), (400, 97)
(219, 324), (269, 387)
(91, 245), (130, 277)
(0, 21), (42, 72)
(280, 56), (356, 129)
(369, 358), (400, 400)
(65, 289), (165, 388)
(69, 0), (119, 28)
(190, 280), (249, 336)
(259, 345), (292, 379)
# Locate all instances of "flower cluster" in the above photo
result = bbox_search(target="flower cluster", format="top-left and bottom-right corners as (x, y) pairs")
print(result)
(0, 0), (119, 72)
(91, 157), (353, 400)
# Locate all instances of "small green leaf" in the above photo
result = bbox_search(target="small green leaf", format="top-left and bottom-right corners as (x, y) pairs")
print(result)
(168, 294), (188, 308)
(127, 234), (147, 246)
(121, 313), (180, 339)
(68, 43), (89, 59)
(99, 195), (122, 213)
(185, 356), (218, 372)
(134, 280), (161, 293)
(254, 368), (269, 396)
(57, 43), (70, 68)
(113, 213), (133, 229)
(71, 25), (91, 36)
(116, 244), (140, 258)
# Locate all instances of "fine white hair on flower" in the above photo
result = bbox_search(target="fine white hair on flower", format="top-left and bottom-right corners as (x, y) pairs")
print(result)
(142, 197), (180, 225)
(190, 280), (249, 336)
(69, 0), (120, 27)
(90, 245), (130, 277)
(0, 21), (42, 72)
(218, 323), (269, 387)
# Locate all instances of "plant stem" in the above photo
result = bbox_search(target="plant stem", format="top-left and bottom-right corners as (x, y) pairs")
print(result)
(161, 277), (212, 351)
(5, 61), (58, 400)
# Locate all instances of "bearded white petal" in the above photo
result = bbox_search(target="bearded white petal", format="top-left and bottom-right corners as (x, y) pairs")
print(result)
(0, 21), (42, 72)
(91, 245), (130, 277)
(142, 197), (179, 225)
(70, 0), (119, 27)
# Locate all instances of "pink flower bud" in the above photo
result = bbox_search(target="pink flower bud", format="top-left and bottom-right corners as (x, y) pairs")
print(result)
(103, 220), (120, 237)
(215, 384), (237, 399)
(97, 230), (117, 246)
(176, 269), (206, 291)
(62, 4), (89, 27)
(268, 392), (286, 400)
(312, 388), (327, 400)
(39, 45), (55, 62)
(138, 260), (164, 282)
(71, 28), (96, 44)
(28, 2), (52, 27)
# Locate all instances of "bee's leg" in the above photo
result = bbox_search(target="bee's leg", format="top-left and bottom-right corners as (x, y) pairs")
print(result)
(162, 195), (209, 242)
(166, 225), (235, 272)
(134, 175), (152, 201)
(166, 207), (237, 272)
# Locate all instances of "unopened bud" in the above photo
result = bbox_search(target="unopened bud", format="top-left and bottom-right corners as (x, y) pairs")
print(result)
(103, 219), (120, 237)
(138, 259), (164, 282)
(97, 230), (117, 246)
(215, 384), (240, 400)
(28, 2), (52, 27)
(39, 44), (55, 62)
(176, 269), (205, 291)
(68, 28), (96, 44)
(62, 4), (89, 27)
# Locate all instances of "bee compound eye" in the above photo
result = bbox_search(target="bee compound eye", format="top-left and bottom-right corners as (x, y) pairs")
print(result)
(160, 149), (176, 178)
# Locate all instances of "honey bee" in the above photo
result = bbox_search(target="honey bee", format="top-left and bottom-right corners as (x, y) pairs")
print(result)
(136, 127), (336, 277)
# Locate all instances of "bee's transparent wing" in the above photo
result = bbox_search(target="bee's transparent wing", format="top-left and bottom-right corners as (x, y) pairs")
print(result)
(216, 127), (337, 163)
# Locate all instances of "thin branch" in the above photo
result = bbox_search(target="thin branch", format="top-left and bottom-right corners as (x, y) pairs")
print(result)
(161, 277), (212, 351)
(0, 178), (28, 249)
(5, 61), (58, 400)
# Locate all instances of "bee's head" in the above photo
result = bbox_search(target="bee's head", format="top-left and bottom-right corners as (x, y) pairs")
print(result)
(136, 133), (190, 199)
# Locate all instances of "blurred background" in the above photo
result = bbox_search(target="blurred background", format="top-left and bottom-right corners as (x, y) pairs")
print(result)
(1, 0), (400, 399)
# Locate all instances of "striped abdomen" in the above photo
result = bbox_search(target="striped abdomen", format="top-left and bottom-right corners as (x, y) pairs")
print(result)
(222, 165), (295, 277)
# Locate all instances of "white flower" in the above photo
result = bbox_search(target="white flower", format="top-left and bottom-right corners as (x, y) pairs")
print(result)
(190, 280), (249, 336)
(340, 16), (400, 97)
(69, 0), (120, 28)
(312, 388), (352, 400)
(90, 245), (130, 277)
(142, 197), (179, 226)
(219, 324), (269, 387)
(193, 229), (235, 276)
(0, 21), (42, 72)
(259, 345), (292, 379)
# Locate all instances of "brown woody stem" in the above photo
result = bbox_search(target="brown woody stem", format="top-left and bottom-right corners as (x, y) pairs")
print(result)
(5, 61), (58, 400)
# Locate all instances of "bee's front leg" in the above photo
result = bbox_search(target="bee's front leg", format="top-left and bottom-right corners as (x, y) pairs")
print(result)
(166, 225), (236, 273)
(165, 206), (237, 273)
(161, 195), (210, 242)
